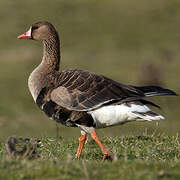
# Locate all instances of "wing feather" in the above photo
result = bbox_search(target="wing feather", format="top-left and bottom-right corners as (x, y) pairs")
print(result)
(50, 70), (145, 111)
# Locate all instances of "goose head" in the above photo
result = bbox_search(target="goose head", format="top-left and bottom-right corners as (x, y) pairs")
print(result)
(18, 21), (58, 41)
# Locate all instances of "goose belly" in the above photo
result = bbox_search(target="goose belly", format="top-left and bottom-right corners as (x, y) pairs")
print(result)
(88, 103), (164, 128)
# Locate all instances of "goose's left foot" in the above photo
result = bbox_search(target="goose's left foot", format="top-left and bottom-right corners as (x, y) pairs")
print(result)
(102, 147), (113, 161)
(90, 130), (113, 161)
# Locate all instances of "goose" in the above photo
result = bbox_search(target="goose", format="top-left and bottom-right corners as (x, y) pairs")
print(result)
(18, 21), (177, 160)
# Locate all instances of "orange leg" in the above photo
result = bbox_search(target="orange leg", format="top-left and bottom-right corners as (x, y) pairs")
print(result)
(75, 134), (87, 159)
(90, 130), (113, 161)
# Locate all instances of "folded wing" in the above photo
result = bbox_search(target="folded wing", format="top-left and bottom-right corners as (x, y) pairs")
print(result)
(50, 70), (145, 111)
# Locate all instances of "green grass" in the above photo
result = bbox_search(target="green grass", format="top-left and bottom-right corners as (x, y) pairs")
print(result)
(0, 0), (179, 140)
(0, 134), (180, 180)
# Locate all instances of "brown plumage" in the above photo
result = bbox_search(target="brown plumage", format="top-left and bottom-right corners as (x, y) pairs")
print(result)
(18, 21), (177, 160)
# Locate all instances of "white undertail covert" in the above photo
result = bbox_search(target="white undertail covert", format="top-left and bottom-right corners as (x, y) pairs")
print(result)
(88, 103), (164, 128)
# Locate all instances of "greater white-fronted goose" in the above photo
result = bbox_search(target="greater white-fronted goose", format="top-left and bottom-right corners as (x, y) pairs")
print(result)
(18, 21), (177, 160)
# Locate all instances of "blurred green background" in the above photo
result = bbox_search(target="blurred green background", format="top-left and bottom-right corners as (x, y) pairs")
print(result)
(0, 0), (179, 141)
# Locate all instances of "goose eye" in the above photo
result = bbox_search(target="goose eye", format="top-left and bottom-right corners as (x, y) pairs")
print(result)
(32, 26), (39, 31)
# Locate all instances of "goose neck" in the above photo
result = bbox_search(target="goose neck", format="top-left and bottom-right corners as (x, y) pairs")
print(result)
(42, 35), (60, 71)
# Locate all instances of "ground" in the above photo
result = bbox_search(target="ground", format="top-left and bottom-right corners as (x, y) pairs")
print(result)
(0, 133), (179, 180)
